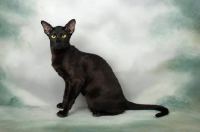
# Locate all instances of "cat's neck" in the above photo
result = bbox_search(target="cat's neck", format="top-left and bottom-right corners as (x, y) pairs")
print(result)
(51, 46), (70, 55)
(50, 45), (72, 62)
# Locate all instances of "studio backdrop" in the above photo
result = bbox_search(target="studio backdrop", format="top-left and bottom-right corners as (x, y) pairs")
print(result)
(0, 0), (200, 132)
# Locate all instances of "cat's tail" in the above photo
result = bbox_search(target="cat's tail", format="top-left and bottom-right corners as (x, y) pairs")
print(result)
(125, 101), (169, 118)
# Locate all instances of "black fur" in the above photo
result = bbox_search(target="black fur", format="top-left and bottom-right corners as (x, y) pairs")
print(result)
(41, 19), (169, 118)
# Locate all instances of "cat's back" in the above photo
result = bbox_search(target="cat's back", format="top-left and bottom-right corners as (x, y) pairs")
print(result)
(80, 52), (113, 73)
(79, 51), (124, 100)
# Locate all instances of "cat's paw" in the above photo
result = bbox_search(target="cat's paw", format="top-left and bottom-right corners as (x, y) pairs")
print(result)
(92, 112), (102, 117)
(57, 103), (63, 109)
(57, 110), (67, 118)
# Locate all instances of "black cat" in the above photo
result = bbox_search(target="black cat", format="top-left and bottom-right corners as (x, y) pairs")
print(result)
(41, 19), (169, 118)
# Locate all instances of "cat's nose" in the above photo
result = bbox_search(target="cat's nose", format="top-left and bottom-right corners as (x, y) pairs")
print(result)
(56, 39), (61, 44)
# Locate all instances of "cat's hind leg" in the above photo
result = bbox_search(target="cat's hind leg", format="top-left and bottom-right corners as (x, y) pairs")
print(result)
(92, 109), (125, 117)
(88, 106), (103, 117)
(88, 104), (125, 117)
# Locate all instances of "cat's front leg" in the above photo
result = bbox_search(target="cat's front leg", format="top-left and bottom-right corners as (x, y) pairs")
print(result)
(57, 78), (84, 118)
(56, 81), (69, 109)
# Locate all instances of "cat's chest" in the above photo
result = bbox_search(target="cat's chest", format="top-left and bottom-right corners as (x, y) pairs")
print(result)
(52, 58), (76, 78)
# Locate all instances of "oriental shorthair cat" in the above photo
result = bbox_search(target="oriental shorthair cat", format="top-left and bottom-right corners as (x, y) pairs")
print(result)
(41, 19), (169, 118)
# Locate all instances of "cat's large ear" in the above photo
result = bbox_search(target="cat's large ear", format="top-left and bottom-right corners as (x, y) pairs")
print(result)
(41, 20), (52, 35)
(64, 19), (76, 34)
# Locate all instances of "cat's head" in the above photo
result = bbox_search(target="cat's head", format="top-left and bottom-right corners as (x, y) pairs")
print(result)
(41, 19), (76, 49)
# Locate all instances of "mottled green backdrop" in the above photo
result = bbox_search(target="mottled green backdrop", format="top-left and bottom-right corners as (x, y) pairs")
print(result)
(0, 0), (200, 132)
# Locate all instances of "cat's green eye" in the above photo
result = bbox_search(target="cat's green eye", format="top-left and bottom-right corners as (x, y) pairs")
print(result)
(51, 35), (56, 39)
(62, 34), (67, 38)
